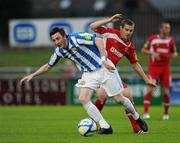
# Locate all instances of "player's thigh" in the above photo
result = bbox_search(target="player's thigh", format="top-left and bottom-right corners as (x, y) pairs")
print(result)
(160, 66), (171, 89)
(102, 69), (124, 97)
(148, 66), (161, 85)
(79, 87), (94, 104)
(96, 87), (108, 101)
(76, 71), (100, 90)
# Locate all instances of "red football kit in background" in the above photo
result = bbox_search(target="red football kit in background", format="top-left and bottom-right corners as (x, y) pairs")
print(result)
(143, 34), (175, 115)
(145, 34), (175, 88)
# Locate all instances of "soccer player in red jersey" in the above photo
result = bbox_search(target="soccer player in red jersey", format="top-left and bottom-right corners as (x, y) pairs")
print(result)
(141, 22), (178, 120)
(90, 14), (156, 133)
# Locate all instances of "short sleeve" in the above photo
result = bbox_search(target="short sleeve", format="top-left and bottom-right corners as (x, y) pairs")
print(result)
(95, 26), (108, 34)
(48, 48), (62, 67)
(74, 33), (96, 46)
(143, 36), (152, 50)
(126, 51), (138, 64)
(170, 38), (176, 52)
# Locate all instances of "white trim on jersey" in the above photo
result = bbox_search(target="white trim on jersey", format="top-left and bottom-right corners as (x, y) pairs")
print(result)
(71, 36), (79, 47)
(78, 33), (94, 37)
(48, 53), (59, 66)
(55, 48), (63, 57)
(102, 33), (131, 47)
(76, 39), (94, 45)
(156, 48), (169, 53)
(151, 39), (170, 46)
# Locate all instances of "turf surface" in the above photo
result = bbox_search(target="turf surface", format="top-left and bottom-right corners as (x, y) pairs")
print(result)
(0, 106), (180, 143)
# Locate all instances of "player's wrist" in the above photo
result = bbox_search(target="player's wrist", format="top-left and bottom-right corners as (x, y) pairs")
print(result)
(101, 55), (107, 62)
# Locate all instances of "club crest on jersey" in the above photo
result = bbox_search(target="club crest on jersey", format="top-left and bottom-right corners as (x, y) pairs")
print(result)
(71, 47), (77, 53)
(78, 80), (86, 85)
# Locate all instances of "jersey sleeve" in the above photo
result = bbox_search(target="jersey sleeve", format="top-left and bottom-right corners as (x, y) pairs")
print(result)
(48, 48), (62, 67)
(74, 33), (96, 46)
(170, 38), (176, 53)
(126, 50), (139, 64)
(95, 26), (108, 34)
(143, 36), (153, 50)
(95, 27), (116, 34)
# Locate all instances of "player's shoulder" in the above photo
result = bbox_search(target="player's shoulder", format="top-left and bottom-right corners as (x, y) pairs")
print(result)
(167, 36), (174, 41)
(149, 34), (159, 39)
(147, 34), (159, 42)
(129, 42), (136, 50)
(109, 28), (120, 34)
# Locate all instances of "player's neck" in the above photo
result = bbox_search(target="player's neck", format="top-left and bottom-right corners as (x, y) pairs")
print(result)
(159, 33), (168, 39)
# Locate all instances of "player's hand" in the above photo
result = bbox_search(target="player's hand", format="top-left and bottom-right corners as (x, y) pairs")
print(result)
(109, 14), (123, 23)
(102, 61), (115, 72)
(152, 52), (161, 61)
(19, 74), (34, 86)
(146, 79), (157, 90)
(171, 52), (178, 58)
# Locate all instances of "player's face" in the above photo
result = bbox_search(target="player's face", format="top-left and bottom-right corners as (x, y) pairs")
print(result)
(160, 23), (170, 36)
(120, 24), (134, 40)
(51, 32), (67, 48)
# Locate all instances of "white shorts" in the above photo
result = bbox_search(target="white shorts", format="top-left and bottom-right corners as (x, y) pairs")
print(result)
(76, 60), (124, 97)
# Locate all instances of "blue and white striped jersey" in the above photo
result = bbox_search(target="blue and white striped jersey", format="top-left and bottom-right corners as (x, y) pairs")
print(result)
(48, 32), (102, 72)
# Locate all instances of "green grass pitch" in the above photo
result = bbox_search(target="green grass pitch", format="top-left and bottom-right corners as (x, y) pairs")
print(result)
(0, 106), (180, 143)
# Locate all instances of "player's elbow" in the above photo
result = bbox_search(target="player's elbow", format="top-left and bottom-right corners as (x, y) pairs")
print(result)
(90, 23), (96, 31)
(141, 48), (146, 54)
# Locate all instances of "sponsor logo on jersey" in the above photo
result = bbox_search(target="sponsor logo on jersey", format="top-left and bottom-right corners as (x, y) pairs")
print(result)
(110, 47), (123, 58)
(156, 48), (168, 53)
(84, 34), (92, 41)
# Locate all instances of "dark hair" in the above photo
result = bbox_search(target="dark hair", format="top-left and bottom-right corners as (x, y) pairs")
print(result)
(159, 21), (170, 29)
(50, 27), (66, 37)
(120, 19), (135, 27)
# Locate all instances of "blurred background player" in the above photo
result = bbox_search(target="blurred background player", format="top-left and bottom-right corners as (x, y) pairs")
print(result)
(90, 14), (156, 133)
(20, 27), (148, 134)
(141, 22), (178, 120)
(63, 60), (77, 78)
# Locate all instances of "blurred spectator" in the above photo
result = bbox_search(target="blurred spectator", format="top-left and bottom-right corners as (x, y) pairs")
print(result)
(63, 60), (78, 78)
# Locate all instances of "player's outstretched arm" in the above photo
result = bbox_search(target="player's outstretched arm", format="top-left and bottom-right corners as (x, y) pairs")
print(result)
(131, 62), (156, 89)
(19, 63), (50, 86)
(90, 14), (123, 31)
(171, 45), (178, 57)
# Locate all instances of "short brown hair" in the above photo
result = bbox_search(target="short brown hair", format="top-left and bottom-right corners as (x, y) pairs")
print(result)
(120, 19), (135, 27)
(50, 27), (66, 37)
(159, 21), (170, 29)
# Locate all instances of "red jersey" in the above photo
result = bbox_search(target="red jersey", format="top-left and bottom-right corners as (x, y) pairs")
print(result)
(96, 27), (138, 65)
(145, 34), (175, 66)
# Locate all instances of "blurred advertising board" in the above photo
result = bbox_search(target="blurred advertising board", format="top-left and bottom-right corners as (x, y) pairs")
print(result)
(0, 78), (67, 105)
(9, 18), (112, 47)
(170, 78), (180, 105)
(67, 78), (162, 105)
(68, 78), (180, 105)
(1, 78), (180, 106)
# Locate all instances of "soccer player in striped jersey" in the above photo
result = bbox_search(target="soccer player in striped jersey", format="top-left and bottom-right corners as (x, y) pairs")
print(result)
(141, 22), (178, 120)
(20, 27), (148, 134)
(90, 14), (156, 133)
